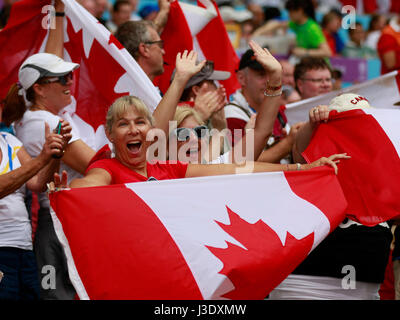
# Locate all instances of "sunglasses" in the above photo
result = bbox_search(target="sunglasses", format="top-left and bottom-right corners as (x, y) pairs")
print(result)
(144, 40), (164, 49)
(173, 125), (208, 142)
(40, 72), (74, 85)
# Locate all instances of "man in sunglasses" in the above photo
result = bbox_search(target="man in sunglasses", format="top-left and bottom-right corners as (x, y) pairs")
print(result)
(115, 0), (171, 83)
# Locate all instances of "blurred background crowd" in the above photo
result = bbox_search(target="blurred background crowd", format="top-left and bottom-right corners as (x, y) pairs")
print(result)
(2, 0), (399, 89)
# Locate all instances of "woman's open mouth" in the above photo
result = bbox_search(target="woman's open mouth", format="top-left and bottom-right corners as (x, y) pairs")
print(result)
(127, 141), (142, 155)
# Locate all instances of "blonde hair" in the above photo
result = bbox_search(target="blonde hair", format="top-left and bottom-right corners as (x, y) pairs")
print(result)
(106, 95), (154, 133)
(174, 106), (205, 128)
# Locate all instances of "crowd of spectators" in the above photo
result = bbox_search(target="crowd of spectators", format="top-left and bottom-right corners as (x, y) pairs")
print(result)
(0, 0), (399, 301)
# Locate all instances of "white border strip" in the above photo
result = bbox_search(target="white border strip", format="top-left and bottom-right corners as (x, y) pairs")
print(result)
(50, 204), (90, 300)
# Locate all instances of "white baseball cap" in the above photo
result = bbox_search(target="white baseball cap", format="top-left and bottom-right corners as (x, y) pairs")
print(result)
(328, 93), (372, 112)
(18, 53), (79, 90)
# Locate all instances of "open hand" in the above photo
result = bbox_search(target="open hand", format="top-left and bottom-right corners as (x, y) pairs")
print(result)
(248, 40), (282, 75)
(193, 88), (226, 121)
(174, 50), (206, 84)
(305, 153), (351, 174)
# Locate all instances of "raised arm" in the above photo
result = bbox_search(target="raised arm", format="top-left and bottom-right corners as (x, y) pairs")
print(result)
(153, 0), (171, 34)
(152, 50), (206, 137)
(234, 40), (283, 161)
(292, 105), (330, 163)
(45, 0), (65, 58)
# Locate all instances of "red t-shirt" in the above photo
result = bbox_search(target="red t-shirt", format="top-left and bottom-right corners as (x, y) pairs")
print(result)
(377, 32), (400, 74)
(323, 30), (337, 56)
(87, 158), (188, 184)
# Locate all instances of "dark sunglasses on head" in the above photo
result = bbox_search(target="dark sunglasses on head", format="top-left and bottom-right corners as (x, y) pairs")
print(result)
(173, 125), (208, 142)
(40, 72), (73, 85)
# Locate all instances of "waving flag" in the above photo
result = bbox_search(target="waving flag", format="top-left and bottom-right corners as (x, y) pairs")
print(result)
(303, 108), (400, 226)
(285, 71), (400, 125)
(0, 0), (161, 150)
(156, 0), (240, 96)
(49, 169), (346, 300)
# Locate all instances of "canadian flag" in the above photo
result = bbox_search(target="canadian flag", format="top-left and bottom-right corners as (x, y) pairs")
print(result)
(49, 168), (347, 299)
(285, 71), (400, 125)
(0, 0), (161, 150)
(303, 108), (400, 226)
(155, 0), (241, 96)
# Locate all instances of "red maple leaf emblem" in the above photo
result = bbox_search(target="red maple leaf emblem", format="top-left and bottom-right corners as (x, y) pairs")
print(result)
(207, 206), (314, 300)
(64, 18), (128, 131)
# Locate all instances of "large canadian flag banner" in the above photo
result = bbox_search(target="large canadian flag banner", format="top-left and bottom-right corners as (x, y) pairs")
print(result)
(285, 71), (400, 125)
(0, 0), (161, 150)
(49, 169), (347, 300)
(303, 108), (400, 226)
(156, 0), (241, 96)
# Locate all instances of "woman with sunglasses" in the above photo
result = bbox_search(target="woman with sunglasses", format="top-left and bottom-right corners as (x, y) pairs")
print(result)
(171, 106), (219, 164)
(1, 0), (99, 299)
(47, 41), (348, 188)
(2, 51), (96, 300)
(51, 92), (347, 190)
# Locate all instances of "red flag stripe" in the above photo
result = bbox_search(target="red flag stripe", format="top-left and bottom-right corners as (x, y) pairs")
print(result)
(50, 185), (203, 299)
(156, 1), (193, 94)
(196, 0), (240, 96)
(284, 167), (347, 235)
(302, 109), (400, 226)
(0, 0), (49, 101)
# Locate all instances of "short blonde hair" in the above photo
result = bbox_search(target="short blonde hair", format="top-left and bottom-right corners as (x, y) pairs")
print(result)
(173, 106), (204, 128)
(106, 95), (154, 133)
